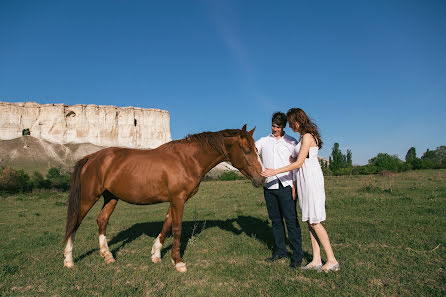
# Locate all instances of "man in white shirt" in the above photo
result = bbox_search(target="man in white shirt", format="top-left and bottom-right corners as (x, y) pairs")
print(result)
(255, 112), (303, 268)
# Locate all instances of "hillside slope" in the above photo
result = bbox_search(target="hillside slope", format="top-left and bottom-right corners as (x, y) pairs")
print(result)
(0, 136), (104, 173)
(0, 136), (236, 175)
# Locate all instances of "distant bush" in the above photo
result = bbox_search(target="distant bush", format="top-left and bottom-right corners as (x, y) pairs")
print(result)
(0, 166), (72, 194)
(46, 168), (61, 179)
(351, 165), (378, 175)
(368, 153), (407, 173)
(46, 168), (71, 191)
(48, 174), (71, 191)
(407, 158), (423, 170)
(322, 168), (333, 176)
(30, 171), (50, 189)
(218, 171), (244, 181)
(334, 167), (353, 176)
(0, 166), (31, 193)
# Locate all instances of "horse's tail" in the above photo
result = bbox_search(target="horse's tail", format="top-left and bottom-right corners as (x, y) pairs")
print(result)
(64, 156), (89, 242)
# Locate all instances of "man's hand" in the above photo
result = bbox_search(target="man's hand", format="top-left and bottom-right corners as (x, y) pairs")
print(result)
(289, 156), (297, 163)
(292, 186), (296, 200)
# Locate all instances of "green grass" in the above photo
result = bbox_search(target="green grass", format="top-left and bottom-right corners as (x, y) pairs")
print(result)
(0, 170), (445, 296)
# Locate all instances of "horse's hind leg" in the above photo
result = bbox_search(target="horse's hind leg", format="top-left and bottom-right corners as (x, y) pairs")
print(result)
(64, 192), (101, 268)
(151, 206), (172, 263)
(97, 191), (118, 264)
(64, 232), (76, 268)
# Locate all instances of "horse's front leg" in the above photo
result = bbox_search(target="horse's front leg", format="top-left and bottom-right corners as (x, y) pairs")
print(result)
(151, 206), (172, 263)
(170, 199), (187, 272)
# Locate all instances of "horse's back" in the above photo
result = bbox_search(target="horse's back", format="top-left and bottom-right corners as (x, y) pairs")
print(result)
(81, 146), (182, 204)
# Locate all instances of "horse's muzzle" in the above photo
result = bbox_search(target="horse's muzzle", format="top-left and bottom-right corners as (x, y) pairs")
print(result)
(251, 176), (265, 188)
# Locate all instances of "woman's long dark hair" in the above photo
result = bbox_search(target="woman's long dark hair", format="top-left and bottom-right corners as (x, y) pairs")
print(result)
(286, 108), (323, 149)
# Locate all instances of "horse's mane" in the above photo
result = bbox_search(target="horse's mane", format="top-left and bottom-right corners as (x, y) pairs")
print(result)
(174, 129), (242, 158)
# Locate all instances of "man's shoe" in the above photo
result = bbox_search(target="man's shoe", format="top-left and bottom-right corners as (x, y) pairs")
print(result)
(265, 255), (287, 262)
(289, 260), (302, 269)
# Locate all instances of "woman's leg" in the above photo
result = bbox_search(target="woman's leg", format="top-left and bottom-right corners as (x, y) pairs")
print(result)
(310, 222), (338, 269)
(307, 222), (322, 266)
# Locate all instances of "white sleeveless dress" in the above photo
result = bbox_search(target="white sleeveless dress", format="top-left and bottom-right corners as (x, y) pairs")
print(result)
(294, 138), (326, 224)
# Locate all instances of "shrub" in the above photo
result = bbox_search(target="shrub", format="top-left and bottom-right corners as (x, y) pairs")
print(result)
(353, 165), (379, 175)
(322, 168), (333, 176)
(51, 175), (71, 191)
(407, 158), (423, 170)
(368, 153), (407, 172)
(0, 166), (31, 193)
(30, 171), (50, 189)
(421, 146), (446, 169)
(45, 168), (70, 191)
(334, 167), (353, 176)
(218, 171), (244, 181)
(46, 168), (61, 179)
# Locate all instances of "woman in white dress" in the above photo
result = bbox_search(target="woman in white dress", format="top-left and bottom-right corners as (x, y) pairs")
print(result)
(261, 108), (339, 272)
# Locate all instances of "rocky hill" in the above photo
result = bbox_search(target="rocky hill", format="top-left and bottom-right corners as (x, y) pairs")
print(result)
(0, 136), (236, 176)
(0, 136), (105, 173)
(0, 101), (236, 176)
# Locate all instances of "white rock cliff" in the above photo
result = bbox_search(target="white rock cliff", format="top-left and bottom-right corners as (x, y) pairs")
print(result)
(0, 101), (171, 149)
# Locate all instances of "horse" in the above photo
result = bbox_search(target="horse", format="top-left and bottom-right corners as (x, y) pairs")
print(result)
(63, 125), (265, 272)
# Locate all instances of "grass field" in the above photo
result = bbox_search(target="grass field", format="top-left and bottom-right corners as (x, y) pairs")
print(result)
(0, 170), (445, 296)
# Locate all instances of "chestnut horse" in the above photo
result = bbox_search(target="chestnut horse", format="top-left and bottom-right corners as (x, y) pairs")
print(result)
(63, 125), (264, 272)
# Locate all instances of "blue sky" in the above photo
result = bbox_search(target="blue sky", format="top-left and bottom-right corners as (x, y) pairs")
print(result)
(1, 0), (445, 164)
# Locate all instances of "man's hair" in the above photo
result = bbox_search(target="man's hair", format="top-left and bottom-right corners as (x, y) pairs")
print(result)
(271, 112), (287, 128)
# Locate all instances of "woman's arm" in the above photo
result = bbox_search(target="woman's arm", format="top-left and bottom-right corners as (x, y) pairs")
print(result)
(261, 133), (313, 177)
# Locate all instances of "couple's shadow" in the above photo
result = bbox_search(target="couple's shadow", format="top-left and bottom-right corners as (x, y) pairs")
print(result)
(76, 215), (311, 262)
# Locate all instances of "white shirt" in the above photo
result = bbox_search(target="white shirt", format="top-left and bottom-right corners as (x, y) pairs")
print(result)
(256, 133), (298, 189)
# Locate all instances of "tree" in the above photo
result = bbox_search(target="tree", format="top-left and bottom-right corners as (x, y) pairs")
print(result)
(329, 143), (344, 172)
(328, 143), (352, 173)
(421, 146), (446, 169)
(346, 149), (352, 167)
(368, 153), (405, 172)
(405, 147), (423, 170)
(405, 147), (417, 162)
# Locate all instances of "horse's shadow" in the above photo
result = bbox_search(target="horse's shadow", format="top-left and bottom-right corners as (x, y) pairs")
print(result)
(75, 215), (311, 263)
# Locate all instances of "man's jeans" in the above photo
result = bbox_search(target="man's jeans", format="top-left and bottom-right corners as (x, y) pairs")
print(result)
(264, 181), (303, 262)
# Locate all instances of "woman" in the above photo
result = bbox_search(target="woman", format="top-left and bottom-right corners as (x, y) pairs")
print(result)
(261, 108), (339, 272)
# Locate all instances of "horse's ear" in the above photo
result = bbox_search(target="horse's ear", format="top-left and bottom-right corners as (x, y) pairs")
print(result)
(248, 127), (256, 137)
(241, 124), (247, 133)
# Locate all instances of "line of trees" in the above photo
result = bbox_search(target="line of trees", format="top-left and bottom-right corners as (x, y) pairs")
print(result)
(0, 167), (70, 194)
(322, 144), (446, 176)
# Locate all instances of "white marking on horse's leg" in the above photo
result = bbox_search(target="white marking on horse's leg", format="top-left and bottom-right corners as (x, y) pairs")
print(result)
(151, 234), (162, 263)
(99, 234), (115, 264)
(63, 232), (76, 268)
(175, 262), (187, 273)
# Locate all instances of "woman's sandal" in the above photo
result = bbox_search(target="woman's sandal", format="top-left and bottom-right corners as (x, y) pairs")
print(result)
(301, 263), (323, 271)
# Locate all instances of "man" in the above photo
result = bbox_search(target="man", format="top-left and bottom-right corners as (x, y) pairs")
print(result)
(255, 112), (303, 268)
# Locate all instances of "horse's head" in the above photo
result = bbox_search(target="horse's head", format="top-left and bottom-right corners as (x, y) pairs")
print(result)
(225, 124), (265, 188)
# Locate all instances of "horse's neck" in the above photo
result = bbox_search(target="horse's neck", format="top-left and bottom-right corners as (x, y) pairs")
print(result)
(198, 146), (226, 176)
(184, 142), (226, 178)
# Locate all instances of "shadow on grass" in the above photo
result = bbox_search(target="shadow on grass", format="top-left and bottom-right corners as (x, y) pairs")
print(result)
(75, 216), (269, 262)
(75, 215), (312, 264)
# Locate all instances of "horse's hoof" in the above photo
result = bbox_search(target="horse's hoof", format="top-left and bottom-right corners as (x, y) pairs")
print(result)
(104, 253), (115, 264)
(151, 257), (161, 263)
(175, 262), (187, 273)
(64, 260), (74, 268)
